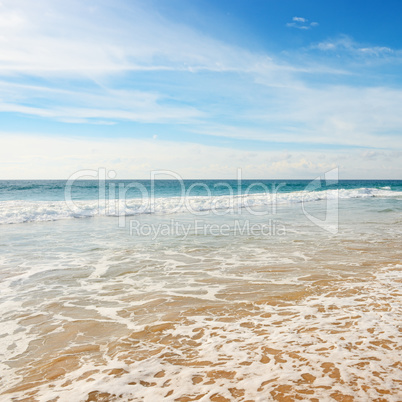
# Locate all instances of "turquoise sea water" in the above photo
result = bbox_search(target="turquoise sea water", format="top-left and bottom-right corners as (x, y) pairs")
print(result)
(1, 179), (401, 202)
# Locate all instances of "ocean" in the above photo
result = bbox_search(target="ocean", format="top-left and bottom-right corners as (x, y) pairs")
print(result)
(0, 178), (401, 401)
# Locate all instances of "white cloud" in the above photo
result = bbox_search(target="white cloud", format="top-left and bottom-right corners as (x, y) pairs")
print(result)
(359, 46), (393, 56)
(313, 36), (395, 56)
(286, 23), (309, 30)
(0, 134), (400, 179)
(286, 17), (318, 30)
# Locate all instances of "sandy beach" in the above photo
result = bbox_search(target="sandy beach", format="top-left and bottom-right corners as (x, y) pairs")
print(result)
(1, 191), (401, 401)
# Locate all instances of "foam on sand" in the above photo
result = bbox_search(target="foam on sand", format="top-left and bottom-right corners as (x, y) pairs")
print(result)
(1, 265), (401, 401)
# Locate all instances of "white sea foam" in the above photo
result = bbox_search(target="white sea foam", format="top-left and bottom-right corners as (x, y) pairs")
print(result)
(0, 187), (401, 224)
(2, 265), (401, 401)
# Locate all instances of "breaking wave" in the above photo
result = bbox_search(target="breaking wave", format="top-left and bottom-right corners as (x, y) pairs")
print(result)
(0, 187), (401, 224)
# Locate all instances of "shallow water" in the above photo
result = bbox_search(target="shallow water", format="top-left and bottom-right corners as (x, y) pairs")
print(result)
(0, 193), (401, 401)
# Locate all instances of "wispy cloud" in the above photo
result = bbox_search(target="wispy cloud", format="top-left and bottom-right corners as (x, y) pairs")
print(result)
(0, 81), (203, 124)
(312, 36), (395, 57)
(0, 0), (279, 77)
(286, 16), (318, 30)
(0, 0), (330, 130)
(188, 82), (402, 151)
(0, 0), (300, 125)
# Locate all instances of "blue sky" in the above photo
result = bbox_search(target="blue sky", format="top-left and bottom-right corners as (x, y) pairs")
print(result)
(0, 0), (401, 178)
